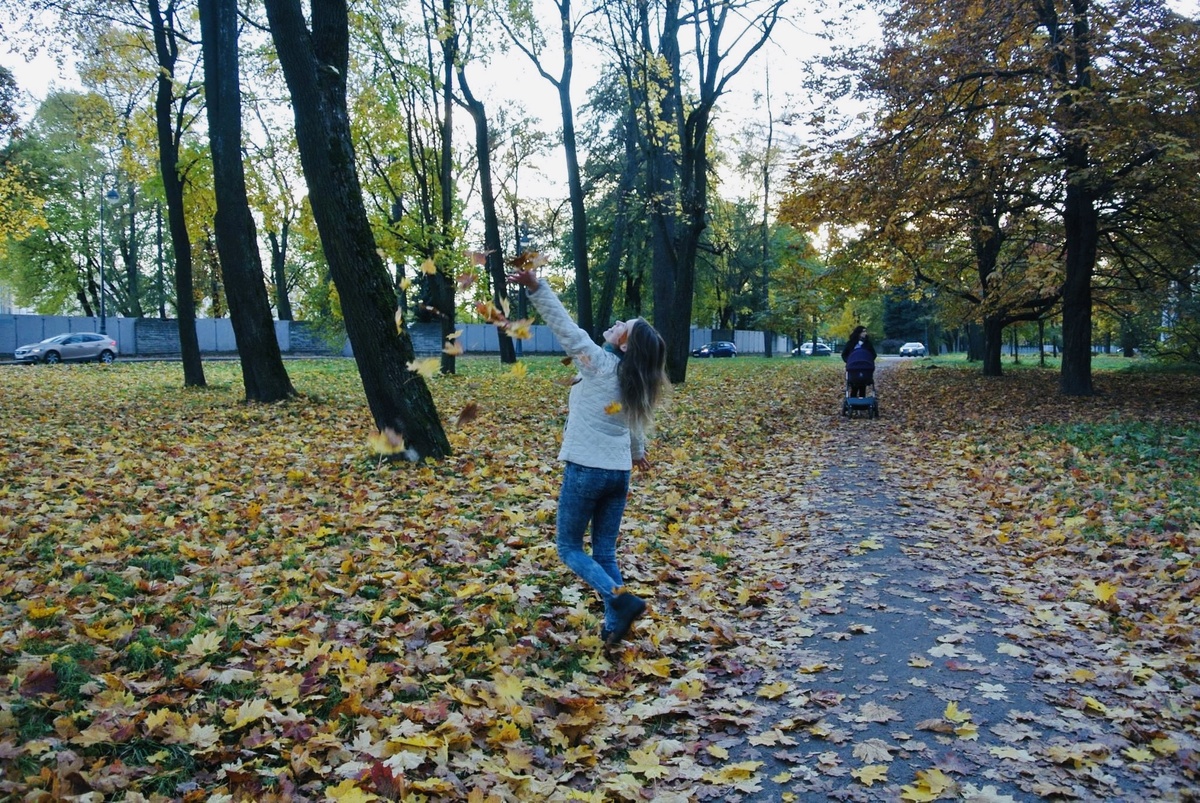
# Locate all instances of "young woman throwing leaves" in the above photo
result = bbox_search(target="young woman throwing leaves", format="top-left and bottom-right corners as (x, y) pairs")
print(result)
(508, 266), (668, 648)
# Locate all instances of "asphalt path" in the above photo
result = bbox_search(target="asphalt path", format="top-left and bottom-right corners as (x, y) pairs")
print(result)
(715, 416), (1186, 802)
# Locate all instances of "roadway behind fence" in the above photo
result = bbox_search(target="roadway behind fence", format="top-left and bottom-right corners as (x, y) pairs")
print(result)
(1, 315), (792, 360)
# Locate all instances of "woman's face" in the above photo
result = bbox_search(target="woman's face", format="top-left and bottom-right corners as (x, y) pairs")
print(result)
(603, 319), (638, 350)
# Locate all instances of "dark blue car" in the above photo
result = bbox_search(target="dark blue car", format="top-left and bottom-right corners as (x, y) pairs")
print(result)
(691, 341), (737, 358)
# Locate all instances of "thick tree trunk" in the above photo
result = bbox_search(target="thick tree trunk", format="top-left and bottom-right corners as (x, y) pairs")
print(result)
(149, 0), (205, 388)
(200, 0), (296, 403)
(982, 317), (1005, 376)
(1039, 0), (1096, 396)
(1059, 179), (1097, 394)
(265, 0), (450, 460)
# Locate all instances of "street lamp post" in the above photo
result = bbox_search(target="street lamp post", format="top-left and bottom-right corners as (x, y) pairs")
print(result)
(98, 179), (119, 334)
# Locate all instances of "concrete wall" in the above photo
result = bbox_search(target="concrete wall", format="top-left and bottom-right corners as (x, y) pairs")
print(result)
(2, 314), (793, 360)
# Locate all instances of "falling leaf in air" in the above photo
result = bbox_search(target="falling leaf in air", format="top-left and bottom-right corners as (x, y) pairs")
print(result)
(505, 318), (534, 340)
(399, 276), (413, 291)
(395, 308), (404, 333)
(367, 428), (407, 455)
(456, 402), (479, 425)
(476, 300), (508, 325)
(605, 401), (623, 415)
(508, 362), (528, 379)
(457, 272), (476, 291)
(408, 357), (440, 379)
(420, 258), (438, 275)
(507, 250), (549, 270)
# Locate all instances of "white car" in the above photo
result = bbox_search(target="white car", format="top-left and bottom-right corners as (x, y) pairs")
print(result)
(14, 333), (119, 364)
(793, 341), (832, 356)
(899, 342), (926, 357)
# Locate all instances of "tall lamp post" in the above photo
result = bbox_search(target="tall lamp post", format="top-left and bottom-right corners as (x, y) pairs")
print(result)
(98, 179), (119, 334)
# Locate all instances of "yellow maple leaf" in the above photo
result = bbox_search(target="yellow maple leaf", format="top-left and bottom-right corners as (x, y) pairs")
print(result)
(1151, 737), (1180, 755)
(706, 744), (729, 760)
(394, 307), (404, 333)
(325, 778), (380, 802)
(443, 340), (464, 356)
(917, 768), (954, 794)
(223, 698), (274, 730)
(705, 761), (762, 783)
(604, 400), (623, 415)
(1093, 581), (1119, 602)
(626, 746), (668, 779)
(851, 765), (888, 787)
(493, 673), (526, 708)
(186, 630), (222, 657)
(408, 357), (440, 379)
(1123, 747), (1155, 762)
(505, 318), (533, 340)
(420, 258), (438, 275)
(899, 784), (940, 802)
(943, 700), (971, 723)
(507, 362), (528, 379)
(399, 276), (413, 291)
(757, 680), (790, 699)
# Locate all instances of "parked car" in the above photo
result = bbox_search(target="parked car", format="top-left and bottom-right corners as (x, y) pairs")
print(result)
(793, 341), (832, 357)
(691, 340), (737, 358)
(14, 333), (119, 364)
(899, 341), (926, 357)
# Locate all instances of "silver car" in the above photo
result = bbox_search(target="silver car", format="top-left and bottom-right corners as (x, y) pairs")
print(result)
(14, 333), (119, 364)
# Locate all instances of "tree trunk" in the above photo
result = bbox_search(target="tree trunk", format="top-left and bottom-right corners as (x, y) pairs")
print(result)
(554, 4), (594, 339)
(966, 323), (983, 361)
(457, 69), (516, 364)
(435, 0), (458, 375)
(1059, 176), (1097, 394)
(264, 0), (450, 460)
(149, 0), (205, 387)
(268, 226), (293, 321)
(1039, 0), (1096, 396)
(982, 317), (1004, 376)
(200, 0), (296, 403)
(122, 184), (145, 318)
(594, 107), (639, 330)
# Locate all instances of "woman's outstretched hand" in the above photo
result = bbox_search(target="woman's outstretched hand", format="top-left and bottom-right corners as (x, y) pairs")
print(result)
(507, 268), (539, 291)
(633, 457), (651, 472)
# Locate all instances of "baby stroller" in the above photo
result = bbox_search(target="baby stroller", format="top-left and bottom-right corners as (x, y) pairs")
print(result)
(842, 362), (879, 419)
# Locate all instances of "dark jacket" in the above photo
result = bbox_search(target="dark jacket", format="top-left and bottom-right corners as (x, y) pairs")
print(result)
(842, 337), (876, 366)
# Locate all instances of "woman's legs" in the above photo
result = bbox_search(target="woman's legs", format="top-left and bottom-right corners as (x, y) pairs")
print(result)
(556, 462), (630, 631)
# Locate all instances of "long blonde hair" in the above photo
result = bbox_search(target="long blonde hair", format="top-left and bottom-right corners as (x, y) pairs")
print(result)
(618, 319), (668, 432)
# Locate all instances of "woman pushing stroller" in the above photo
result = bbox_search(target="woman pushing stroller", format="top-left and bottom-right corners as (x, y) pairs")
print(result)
(841, 325), (876, 398)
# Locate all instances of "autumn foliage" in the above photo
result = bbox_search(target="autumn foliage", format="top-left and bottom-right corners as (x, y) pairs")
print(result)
(0, 358), (1196, 800)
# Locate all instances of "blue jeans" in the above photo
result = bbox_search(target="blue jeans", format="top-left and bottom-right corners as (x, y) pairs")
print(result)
(556, 462), (630, 630)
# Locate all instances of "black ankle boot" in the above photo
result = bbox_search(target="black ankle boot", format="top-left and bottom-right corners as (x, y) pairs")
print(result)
(605, 593), (646, 647)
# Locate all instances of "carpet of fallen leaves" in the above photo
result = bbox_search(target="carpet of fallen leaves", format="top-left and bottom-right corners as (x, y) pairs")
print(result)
(0, 356), (1197, 802)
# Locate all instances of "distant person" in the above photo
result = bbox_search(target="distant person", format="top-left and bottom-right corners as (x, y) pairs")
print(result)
(841, 325), (876, 398)
(508, 265), (668, 649)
